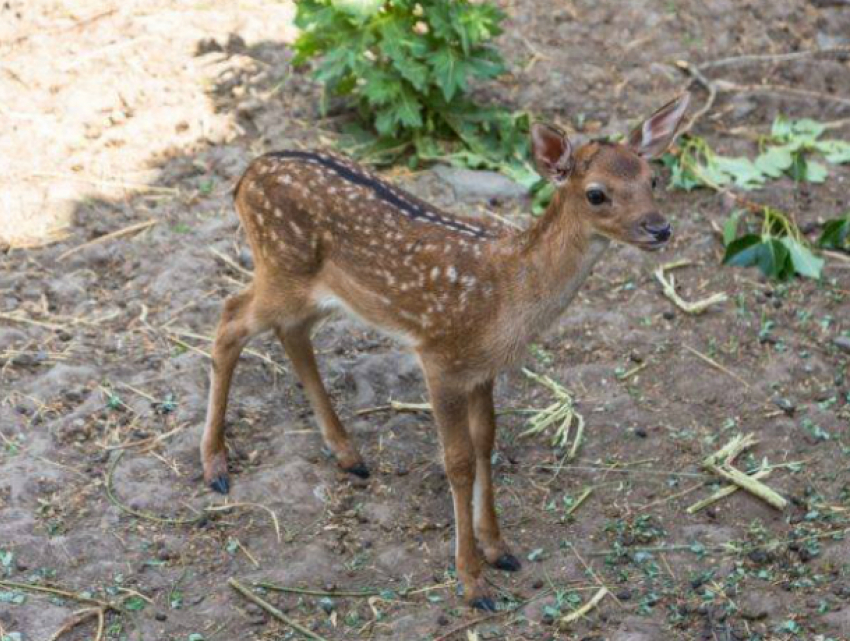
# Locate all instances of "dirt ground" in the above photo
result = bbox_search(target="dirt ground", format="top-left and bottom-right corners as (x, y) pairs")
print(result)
(2, 1), (850, 640)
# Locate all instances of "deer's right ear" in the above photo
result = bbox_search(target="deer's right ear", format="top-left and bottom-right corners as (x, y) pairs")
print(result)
(531, 123), (573, 184)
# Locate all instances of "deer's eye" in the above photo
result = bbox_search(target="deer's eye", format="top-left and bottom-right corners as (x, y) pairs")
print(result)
(586, 189), (606, 206)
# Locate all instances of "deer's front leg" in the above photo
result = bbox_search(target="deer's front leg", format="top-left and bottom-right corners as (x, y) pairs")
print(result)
(468, 380), (521, 572)
(422, 363), (495, 611)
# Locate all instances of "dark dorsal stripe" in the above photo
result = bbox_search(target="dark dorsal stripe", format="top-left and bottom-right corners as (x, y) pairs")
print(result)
(267, 150), (490, 239)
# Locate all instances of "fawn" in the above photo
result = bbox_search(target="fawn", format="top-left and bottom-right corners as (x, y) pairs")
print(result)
(201, 93), (690, 610)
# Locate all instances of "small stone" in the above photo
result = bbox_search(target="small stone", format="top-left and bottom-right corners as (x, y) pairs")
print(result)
(748, 549), (771, 565)
(662, 310), (675, 320)
(772, 397), (796, 416)
(634, 428), (648, 438)
(432, 165), (526, 202)
(834, 336), (850, 354)
(155, 612), (167, 621)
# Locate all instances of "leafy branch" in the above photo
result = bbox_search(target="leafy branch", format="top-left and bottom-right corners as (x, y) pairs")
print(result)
(294, 0), (532, 174)
(664, 116), (850, 280)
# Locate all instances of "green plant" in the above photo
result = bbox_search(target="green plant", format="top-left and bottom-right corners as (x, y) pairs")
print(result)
(664, 118), (850, 191)
(722, 207), (824, 280)
(294, 0), (531, 174)
(819, 213), (850, 252)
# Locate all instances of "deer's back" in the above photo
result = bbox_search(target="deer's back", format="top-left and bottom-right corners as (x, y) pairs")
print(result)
(234, 150), (514, 361)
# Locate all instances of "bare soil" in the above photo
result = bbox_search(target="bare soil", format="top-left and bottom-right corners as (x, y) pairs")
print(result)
(2, 1), (850, 640)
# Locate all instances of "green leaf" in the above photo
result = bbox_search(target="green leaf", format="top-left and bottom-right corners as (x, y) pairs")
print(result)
(754, 145), (794, 178)
(780, 237), (823, 279)
(0, 591), (25, 605)
(770, 115), (793, 140)
(332, 0), (382, 19)
(712, 156), (765, 189)
(430, 48), (467, 101)
(361, 70), (401, 106)
(723, 234), (763, 268)
(391, 56), (429, 92)
(757, 239), (791, 280)
(817, 139), (850, 164)
(791, 118), (826, 139)
(124, 595), (147, 611)
(395, 87), (423, 129)
(722, 211), (744, 246)
(819, 216), (850, 250)
(805, 160), (828, 183)
(527, 548), (545, 562)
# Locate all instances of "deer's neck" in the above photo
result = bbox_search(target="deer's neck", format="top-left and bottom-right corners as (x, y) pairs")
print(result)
(494, 193), (610, 349)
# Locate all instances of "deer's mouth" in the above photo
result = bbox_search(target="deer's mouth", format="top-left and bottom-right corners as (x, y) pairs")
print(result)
(634, 236), (670, 252)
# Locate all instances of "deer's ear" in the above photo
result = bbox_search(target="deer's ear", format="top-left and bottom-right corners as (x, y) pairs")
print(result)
(628, 93), (691, 159)
(531, 123), (573, 183)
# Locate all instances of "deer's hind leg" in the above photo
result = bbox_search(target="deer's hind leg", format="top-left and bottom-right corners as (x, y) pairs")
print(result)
(275, 319), (368, 478)
(202, 286), (271, 493)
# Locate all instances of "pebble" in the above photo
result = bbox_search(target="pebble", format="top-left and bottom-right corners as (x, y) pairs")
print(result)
(834, 336), (850, 354)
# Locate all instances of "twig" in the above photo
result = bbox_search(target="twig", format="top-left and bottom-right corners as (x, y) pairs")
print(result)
(564, 487), (594, 517)
(701, 46), (850, 69)
(25, 171), (179, 194)
(105, 451), (204, 525)
(713, 80), (850, 108)
(47, 608), (103, 641)
(257, 583), (388, 598)
(206, 503), (282, 543)
(209, 247), (253, 279)
(165, 328), (286, 374)
(107, 451), (284, 537)
(654, 261), (727, 314)
(57, 220), (157, 261)
(354, 400), (432, 416)
(675, 60), (718, 136)
(683, 345), (752, 390)
(228, 578), (330, 641)
(558, 587), (608, 628)
(0, 312), (64, 331)
(0, 580), (108, 607)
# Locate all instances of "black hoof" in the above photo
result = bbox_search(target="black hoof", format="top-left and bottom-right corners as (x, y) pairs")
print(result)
(493, 553), (522, 572)
(210, 475), (230, 494)
(345, 462), (370, 479)
(471, 597), (497, 612)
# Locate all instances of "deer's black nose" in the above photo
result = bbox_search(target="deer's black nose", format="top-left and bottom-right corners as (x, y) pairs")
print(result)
(640, 215), (671, 242)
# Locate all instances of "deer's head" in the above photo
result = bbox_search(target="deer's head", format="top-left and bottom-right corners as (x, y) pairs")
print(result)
(531, 93), (691, 251)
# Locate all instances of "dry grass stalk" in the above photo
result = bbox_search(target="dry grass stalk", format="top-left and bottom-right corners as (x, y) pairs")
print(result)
(228, 578), (330, 641)
(700, 435), (787, 510)
(57, 219), (158, 261)
(559, 586), (608, 627)
(520, 368), (585, 459)
(687, 464), (771, 514)
(654, 260), (727, 314)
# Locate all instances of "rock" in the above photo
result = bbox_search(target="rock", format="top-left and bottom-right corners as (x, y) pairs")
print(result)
(432, 165), (526, 202)
(738, 589), (782, 621)
(834, 336), (850, 354)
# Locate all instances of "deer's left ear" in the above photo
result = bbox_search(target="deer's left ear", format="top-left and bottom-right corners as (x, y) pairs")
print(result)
(531, 123), (573, 184)
(628, 93), (691, 159)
